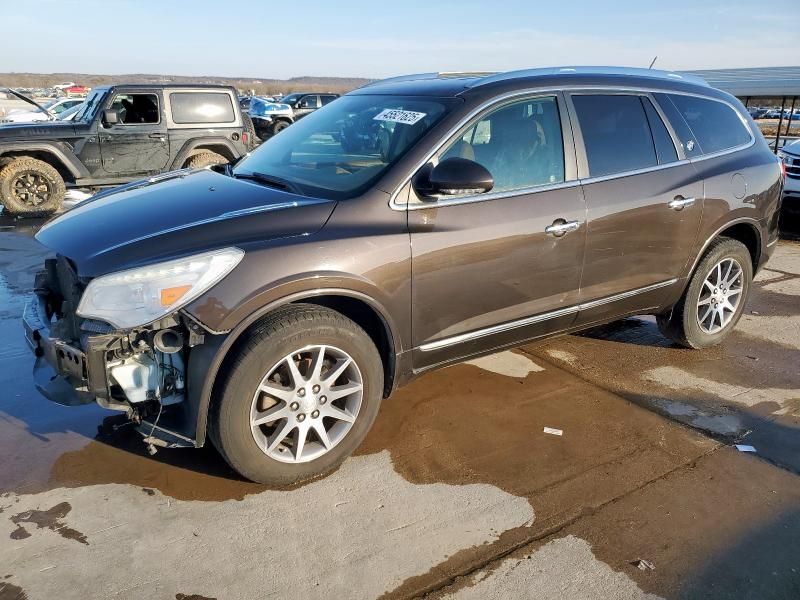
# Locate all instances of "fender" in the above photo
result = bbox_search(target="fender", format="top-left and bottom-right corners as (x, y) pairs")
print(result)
(0, 141), (89, 179)
(185, 287), (403, 447)
(170, 137), (242, 170)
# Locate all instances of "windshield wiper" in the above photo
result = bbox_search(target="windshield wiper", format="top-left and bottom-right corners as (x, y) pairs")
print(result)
(233, 171), (302, 194)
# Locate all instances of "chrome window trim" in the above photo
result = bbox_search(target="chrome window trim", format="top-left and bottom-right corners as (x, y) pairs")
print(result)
(418, 278), (677, 352)
(390, 85), (754, 212)
(405, 179), (582, 210)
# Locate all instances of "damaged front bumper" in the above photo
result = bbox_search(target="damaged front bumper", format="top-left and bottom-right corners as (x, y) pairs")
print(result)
(23, 294), (197, 450)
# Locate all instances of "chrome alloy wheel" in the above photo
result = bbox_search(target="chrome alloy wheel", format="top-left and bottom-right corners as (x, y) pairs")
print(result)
(696, 258), (744, 334)
(250, 344), (363, 463)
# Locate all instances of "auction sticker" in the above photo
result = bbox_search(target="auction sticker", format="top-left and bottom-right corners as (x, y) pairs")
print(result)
(373, 109), (427, 125)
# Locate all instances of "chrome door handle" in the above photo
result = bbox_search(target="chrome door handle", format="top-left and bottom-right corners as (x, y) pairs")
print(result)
(668, 197), (696, 210)
(545, 220), (580, 236)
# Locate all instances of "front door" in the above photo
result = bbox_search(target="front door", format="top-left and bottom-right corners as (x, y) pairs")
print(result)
(568, 92), (704, 324)
(409, 94), (586, 370)
(100, 91), (169, 176)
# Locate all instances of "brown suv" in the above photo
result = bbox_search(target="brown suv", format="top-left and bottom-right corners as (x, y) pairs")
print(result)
(24, 67), (783, 484)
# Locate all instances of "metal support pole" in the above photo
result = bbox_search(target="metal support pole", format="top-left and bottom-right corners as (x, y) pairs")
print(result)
(785, 96), (797, 141)
(744, 97), (750, 108)
(775, 96), (786, 152)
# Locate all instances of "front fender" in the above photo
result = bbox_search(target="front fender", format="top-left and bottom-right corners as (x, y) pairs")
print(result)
(0, 141), (88, 178)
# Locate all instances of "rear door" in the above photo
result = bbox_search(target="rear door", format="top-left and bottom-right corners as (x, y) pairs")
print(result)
(409, 93), (586, 370)
(99, 90), (169, 175)
(568, 91), (704, 324)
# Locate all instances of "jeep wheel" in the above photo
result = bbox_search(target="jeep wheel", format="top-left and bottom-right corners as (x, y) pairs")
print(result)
(271, 120), (290, 135)
(657, 237), (752, 349)
(185, 151), (227, 170)
(0, 157), (65, 217)
(210, 305), (383, 486)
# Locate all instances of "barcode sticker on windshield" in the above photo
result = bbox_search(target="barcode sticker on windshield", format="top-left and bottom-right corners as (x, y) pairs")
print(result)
(373, 109), (427, 125)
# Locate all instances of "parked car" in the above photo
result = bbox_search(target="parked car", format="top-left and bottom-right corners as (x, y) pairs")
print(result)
(0, 84), (257, 216)
(248, 96), (294, 137)
(778, 140), (800, 204)
(0, 97), (83, 123)
(280, 92), (340, 120)
(23, 67), (782, 485)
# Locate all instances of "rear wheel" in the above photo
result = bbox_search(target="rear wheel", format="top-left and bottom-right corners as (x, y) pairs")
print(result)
(657, 237), (752, 348)
(184, 151), (227, 169)
(0, 157), (65, 216)
(210, 305), (384, 485)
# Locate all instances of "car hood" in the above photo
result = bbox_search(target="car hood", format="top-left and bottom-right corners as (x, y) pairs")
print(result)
(0, 121), (77, 137)
(36, 169), (336, 277)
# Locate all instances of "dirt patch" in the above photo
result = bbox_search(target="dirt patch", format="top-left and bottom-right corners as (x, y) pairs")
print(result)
(10, 502), (87, 545)
(0, 581), (27, 600)
(176, 594), (216, 600)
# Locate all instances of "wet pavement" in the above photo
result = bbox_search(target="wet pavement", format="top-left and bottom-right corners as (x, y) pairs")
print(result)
(0, 216), (798, 599)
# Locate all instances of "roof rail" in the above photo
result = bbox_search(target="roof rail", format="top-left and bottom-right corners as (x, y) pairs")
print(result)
(470, 66), (711, 88)
(359, 73), (440, 88)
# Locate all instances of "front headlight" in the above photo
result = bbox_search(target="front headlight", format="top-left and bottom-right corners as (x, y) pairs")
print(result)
(77, 247), (244, 329)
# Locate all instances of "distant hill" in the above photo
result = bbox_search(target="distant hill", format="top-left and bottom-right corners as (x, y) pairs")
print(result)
(0, 72), (374, 95)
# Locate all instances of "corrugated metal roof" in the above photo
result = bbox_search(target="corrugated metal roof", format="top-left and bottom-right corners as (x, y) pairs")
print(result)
(682, 67), (800, 97)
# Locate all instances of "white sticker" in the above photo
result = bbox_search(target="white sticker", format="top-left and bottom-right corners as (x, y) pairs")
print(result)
(373, 108), (427, 125)
(543, 427), (563, 436)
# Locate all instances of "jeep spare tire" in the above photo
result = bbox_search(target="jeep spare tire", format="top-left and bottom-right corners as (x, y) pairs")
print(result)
(0, 157), (65, 217)
(185, 151), (227, 169)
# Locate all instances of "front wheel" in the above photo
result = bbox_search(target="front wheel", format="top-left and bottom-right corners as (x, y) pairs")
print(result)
(0, 157), (65, 217)
(271, 120), (291, 135)
(210, 305), (384, 485)
(657, 237), (752, 348)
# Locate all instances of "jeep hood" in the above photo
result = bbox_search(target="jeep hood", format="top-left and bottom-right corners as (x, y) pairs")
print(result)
(36, 169), (336, 277)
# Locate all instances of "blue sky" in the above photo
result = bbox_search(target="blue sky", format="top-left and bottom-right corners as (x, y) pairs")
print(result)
(1, 0), (797, 78)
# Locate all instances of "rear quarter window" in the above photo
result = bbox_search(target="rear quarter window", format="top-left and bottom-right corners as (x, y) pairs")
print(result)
(665, 94), (752, 155)
(170, 92), (236, 124)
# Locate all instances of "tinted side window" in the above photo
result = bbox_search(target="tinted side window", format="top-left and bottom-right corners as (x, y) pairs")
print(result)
(441, 96), (565, 193)
(170, 92), (235, 124)
(572, 95), (657, 177)
(652, 93), (701, 157)
(642, 97), (678, 164)
(666, 94), (751, 155)
(320, 95), (337, 106)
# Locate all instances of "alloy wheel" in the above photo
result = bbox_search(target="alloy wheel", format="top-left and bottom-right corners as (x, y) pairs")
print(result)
(12, 171), (52, 207)
(250, 344), (363, 463)
(696, 258), (744, 334)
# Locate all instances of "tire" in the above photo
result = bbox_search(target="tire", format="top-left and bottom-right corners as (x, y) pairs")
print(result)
(241, 113), (259, 149)
(184, 151), (227, 169)
(657, 237), (753, 349)
(210, 304), (384, 485)
(271, 120), (290, 135)
(0, 157), (65, 217)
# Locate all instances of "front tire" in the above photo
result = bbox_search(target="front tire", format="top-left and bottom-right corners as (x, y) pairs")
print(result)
(210, 305), (384, 485)
(657, 237), (752, 348)
(271, 120), (290, 135)
(0, 157), (65, 217)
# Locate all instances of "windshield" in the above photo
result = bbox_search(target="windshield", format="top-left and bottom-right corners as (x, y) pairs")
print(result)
(72, 90), (106, 123)
(233, 94), (458, 200)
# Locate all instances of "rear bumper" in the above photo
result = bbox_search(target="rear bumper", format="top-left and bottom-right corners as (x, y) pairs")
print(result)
(23, 295), (95, 406)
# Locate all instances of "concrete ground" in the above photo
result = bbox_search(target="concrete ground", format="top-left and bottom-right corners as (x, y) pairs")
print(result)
(0, 219), (798, 600)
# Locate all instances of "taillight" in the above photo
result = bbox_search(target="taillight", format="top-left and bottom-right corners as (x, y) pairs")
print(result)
(242, 132), (249, 144)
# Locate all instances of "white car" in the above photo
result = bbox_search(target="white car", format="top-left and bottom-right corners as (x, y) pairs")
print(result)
(778, 140), (800, 204)
(1, 97), (83, 123)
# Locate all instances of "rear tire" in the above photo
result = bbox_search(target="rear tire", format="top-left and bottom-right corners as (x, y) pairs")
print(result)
(0, 157), (65, 217)
(184, 151), (227, 169)
(657, 237), (752, 348)
(210, 304), (384, 486)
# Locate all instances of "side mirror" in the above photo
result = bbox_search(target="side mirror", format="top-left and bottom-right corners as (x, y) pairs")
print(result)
(103, 109), (119, 125)
(415, 157), (494, 198)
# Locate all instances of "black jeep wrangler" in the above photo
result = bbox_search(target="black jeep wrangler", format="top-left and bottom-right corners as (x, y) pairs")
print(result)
(0, 84), (257, 216)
